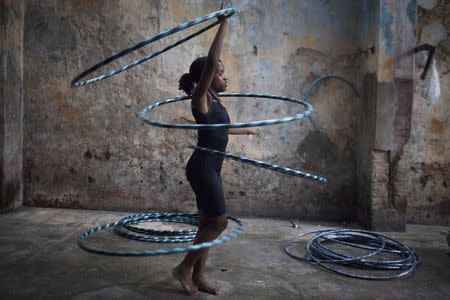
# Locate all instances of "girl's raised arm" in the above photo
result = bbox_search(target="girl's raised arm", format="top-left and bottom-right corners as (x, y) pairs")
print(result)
(191, 3), (228, 113)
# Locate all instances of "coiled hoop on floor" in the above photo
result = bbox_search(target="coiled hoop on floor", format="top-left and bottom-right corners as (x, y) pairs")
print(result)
(139, 93), (313, 129)
(114, 213), (198, 243)
(78, 212), (243, 256)
(71, 7), (236, 88)
(283, 229), (420, 280)
(119, 213), (198, 238)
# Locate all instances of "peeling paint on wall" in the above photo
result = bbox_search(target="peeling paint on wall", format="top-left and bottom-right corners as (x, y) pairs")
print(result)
(407, 0), (418, 27)
(380, 1), (394, 55)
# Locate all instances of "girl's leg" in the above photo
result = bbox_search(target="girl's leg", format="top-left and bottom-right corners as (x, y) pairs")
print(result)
(172, 210), (228, 295)
(192, 210), (209, 277)
(192, 211), (228, 294)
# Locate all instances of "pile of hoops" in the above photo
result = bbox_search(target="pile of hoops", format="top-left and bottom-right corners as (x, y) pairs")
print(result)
(283, 229), (420, 280)
(77, 212), (243, 256)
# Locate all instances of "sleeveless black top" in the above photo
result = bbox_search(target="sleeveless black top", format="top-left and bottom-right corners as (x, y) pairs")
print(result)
(192, 95), (229, 151)
(188, 93), (230, 172)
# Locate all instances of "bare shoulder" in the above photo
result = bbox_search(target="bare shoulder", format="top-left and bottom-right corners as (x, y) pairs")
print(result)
(191, 87), (212, 114)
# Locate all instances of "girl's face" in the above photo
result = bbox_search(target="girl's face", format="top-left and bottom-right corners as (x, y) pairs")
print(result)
(211, 61), (228, 92)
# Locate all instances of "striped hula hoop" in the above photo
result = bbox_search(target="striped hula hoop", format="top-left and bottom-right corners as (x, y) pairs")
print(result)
(139, 93), (314, 129)
(191, 145), (327, 183)
(71, 7), (236, 88)
(283, 229), (420, 280)
(78, 212), (244, 256)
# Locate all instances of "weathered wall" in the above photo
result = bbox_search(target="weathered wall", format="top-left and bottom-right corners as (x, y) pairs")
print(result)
(0, 0), (24, 212)
(23, 0), (367, 220)
(397, 0), (449, 225)
(356, 0), (448, 229)
(356, 0), (417, 231)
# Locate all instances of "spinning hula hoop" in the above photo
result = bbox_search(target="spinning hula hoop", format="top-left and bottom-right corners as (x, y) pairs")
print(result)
(139, 92), (324, 182)
(71, 8), (236, 87)
(78, 212), (244, 256)
(139, 93), (314, 129)
(191, 145), (326, 182)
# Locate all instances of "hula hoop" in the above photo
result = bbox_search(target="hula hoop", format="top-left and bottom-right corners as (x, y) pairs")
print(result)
(191, 145), (327, 182)
(139, 93), (313, 129)
(71, 7), (236, 87)
(305, 75), (360, 99)
(283, 229), (420, 280)
(78, 212), (244, 256)
(119, 215), (198, 237)
(114, 225), (196, 243)
(304, 75), (360, 131)
(115, 213), (198, 242)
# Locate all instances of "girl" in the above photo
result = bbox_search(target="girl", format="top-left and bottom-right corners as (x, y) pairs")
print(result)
(172, 4), (258, 296)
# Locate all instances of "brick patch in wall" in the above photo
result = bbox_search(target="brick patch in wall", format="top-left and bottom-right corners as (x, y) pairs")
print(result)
(370, 150), (390, 210)
(370, 150), (405, 231)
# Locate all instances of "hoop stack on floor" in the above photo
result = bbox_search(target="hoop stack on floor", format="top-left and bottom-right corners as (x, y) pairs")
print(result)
(78, 212), (244, 256)
(283, 229), (420, 280)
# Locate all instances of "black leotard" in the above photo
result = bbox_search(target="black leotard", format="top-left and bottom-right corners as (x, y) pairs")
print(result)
(186, 93), (230, 216)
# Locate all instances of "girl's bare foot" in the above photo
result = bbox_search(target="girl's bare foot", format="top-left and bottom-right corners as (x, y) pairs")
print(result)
(172, 265), (197, 296)
(193, 276), (220, 295)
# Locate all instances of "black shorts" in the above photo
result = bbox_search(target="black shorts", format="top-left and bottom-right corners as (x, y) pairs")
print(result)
(186, 153), (226, 216)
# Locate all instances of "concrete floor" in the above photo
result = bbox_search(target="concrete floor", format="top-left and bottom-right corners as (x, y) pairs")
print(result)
(0, 207), (449, 300)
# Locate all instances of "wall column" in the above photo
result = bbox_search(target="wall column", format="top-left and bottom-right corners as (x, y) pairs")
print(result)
(0, 0), (24, 212)
(357, 0), (416, 231)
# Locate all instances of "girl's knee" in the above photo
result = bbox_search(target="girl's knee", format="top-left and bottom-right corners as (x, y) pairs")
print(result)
(207, 215), (228, 232)
(216, 216), (228, 232)
(221, 217), (228, 231)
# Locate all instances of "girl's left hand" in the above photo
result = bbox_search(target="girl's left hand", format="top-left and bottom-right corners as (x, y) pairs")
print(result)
(218, 2), (229, 21)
